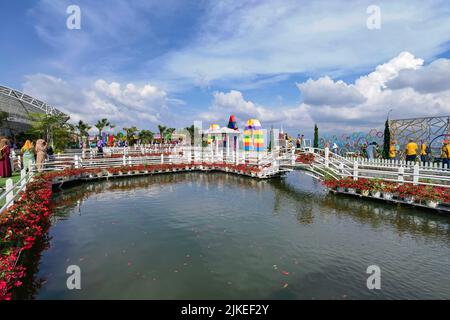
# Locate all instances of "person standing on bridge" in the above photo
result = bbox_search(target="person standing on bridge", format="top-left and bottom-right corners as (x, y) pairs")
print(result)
(389, 140), (397, 160)
(420, 140), (429, 165)
(35, 139), (47, 172)
(21, 140), (35, 172)
(366, 142), (376, 160)
(405, 139), (418, 163)
(441, 141), (450, 169)
(0, 137), (12, 178)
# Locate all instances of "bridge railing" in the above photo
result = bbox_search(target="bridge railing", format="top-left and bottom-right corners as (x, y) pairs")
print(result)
(29, 146), (283, 176)
(303, 147), (450, 188)
(0, 168), (34, 214)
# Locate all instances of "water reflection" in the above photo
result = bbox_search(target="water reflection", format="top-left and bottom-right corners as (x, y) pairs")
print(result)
(25, 171), (450, 300)
(51, 172), (450, 241)
(271, 174), (450, 240)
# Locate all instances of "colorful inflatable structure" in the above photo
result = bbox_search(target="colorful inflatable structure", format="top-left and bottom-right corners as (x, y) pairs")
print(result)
(244, 119), (264, 152)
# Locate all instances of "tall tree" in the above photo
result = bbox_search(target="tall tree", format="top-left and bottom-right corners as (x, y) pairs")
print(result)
(75, 120), (91, 146)
(383, 119), (391, 159)
(123, 126), (138, 145)
(138, 130), (154, 144)
(27, 113), (72, 151)
(313, 124), (319, 148)
(157, 125), (167, 143)
(185, 125), (195, 146)
(95, 118), (110, 137)
(165, 128), (176, 142)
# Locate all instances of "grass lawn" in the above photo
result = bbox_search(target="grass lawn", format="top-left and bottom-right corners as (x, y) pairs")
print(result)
(0, 172), (22, 207)
(0, 171), (21, 189)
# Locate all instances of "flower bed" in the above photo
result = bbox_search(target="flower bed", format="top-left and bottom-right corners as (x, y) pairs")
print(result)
(323, 177), (450, 206)
(295, 153), (315, 164)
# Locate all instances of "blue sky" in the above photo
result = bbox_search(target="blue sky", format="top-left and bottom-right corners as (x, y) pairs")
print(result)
(1, 0), (450, 135)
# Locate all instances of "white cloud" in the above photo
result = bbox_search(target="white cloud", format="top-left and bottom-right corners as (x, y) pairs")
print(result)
(297, 76), (366, 106)
(154, 0), (450, 87)
(22, 74), (176, 129)
(295, 52), (450, 131)
(201, 52), (450, 134)
(199, 90), (312, 129)
(387, 58), (450, 93)
(20, 52), (450, 135)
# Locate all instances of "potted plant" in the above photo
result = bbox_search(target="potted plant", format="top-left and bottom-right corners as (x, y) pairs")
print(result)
(355, 178), (371, 196)
(418, 186), (444, 208)
(370, 179), (383, 198)
(397, 184), (420, 204)
(381, 182), (397, 200)
(340, 177), (356, 193)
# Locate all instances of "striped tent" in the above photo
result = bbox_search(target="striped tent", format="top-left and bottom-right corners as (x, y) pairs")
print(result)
(244, 119), (264, 151)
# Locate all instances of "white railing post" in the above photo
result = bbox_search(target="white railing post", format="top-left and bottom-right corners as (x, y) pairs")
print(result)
(161, 154), (164, 164)
(398, 166), (404, 183)
(128, 156), (132, 165)
(28, 160), (34, 176)
(17, 154), (22, 170)
(353, 160), (358, 180)
(339, 163), (344, 176)
(74, 155), (79, 169)
(413, 163), (420, 185)
(5, 178), (13, 208)
(11, 150), (16, 171)
(123, 155), (126, 165)
(324, 147), (330, 167)
(291, 147), (295, 165)
(20, 168), (26, 191)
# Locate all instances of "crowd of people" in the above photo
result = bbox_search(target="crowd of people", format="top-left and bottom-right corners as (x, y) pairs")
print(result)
(0, 137), (52, 178)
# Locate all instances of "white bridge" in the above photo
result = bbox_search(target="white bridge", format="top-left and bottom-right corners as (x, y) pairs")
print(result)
(2, 145), (450, 215)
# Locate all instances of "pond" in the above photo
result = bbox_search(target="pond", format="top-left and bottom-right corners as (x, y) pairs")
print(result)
(18, 172), (450, 299)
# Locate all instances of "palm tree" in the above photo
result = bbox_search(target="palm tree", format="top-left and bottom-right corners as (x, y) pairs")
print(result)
(138, 130), (154, 144)
(75, 120), (91, 148)
(157, 125), (167, 143)
(95, 118), (110, 138)
(185, 125), (195, 146)
(123, 126), (138, 145)
(165, 128), (176, 142)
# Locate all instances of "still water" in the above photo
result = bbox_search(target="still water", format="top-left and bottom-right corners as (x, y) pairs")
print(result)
(26, 172), (450, 299)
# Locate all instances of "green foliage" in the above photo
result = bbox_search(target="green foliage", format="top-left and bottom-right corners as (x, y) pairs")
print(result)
(95, 118), (110, 137)
(158, 125), (167, 143)
(185, 125), (195, 146)
(123, 126), (138, 145)
(165, 128), (176, 141)
(27, 113), (72, 152)
(313, 124), (319, 148)
(0, 111), (9, 127)
(138, 130), (154, 144)
(383, 119), (390, 159)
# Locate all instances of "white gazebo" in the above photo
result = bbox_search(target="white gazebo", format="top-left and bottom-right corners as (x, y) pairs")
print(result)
(203, 127), (242, 159)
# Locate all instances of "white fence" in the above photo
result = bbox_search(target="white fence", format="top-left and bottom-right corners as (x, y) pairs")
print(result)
(301, 147), (450, 188)
(0, 167), (34, 213)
